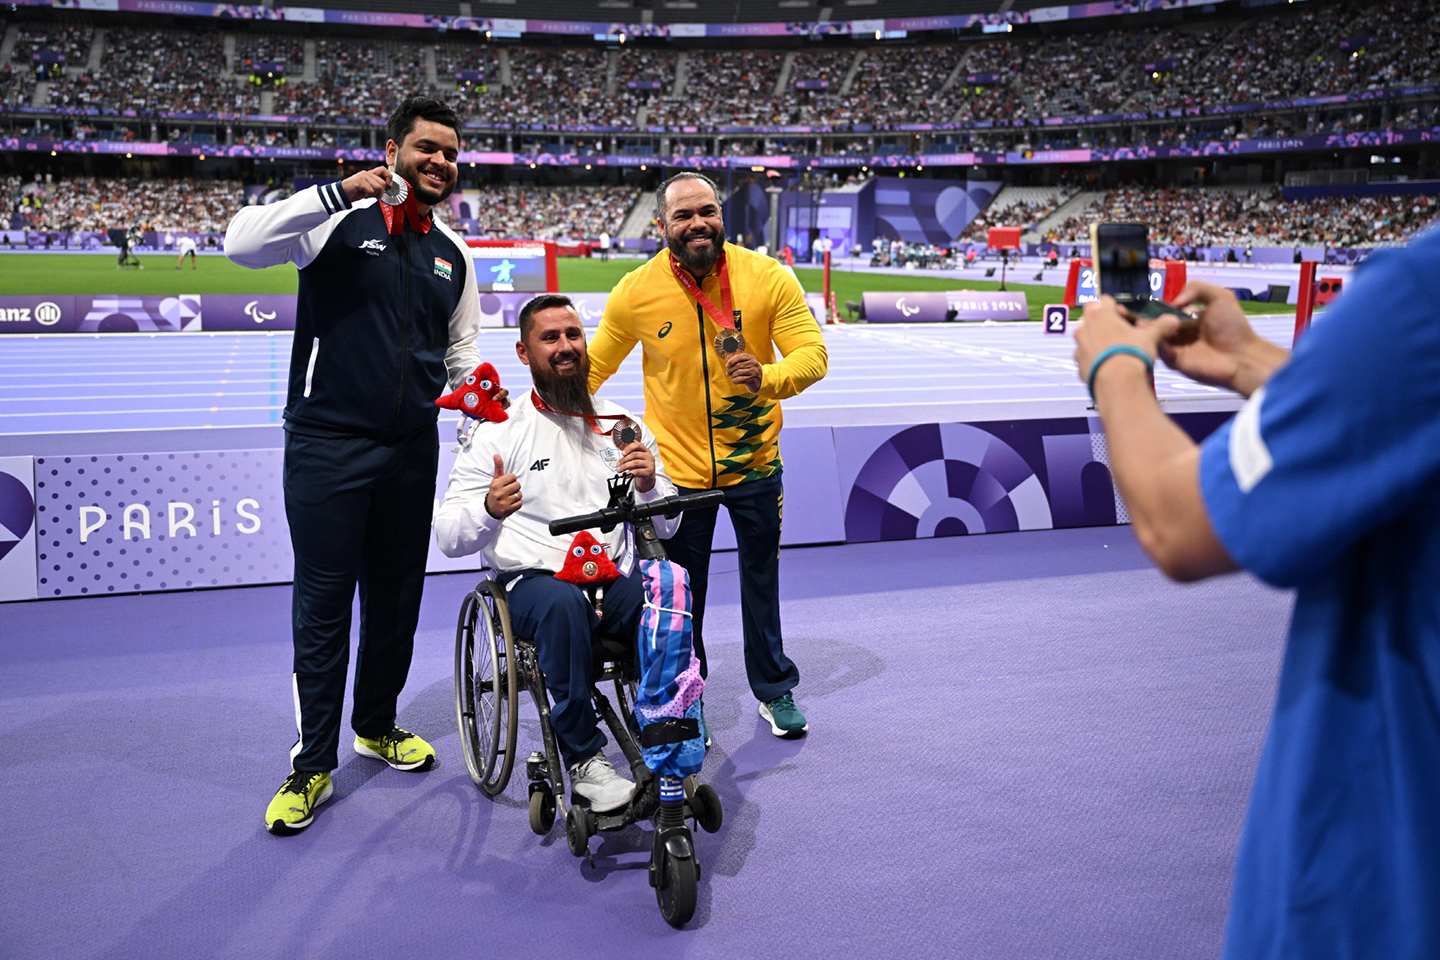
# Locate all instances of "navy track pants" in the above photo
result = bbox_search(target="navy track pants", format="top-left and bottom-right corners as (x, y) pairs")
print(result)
(283, 426), (438, 772)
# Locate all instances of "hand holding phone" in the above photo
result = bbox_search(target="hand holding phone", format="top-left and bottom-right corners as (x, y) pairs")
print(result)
(1090, 221), (1194, 326)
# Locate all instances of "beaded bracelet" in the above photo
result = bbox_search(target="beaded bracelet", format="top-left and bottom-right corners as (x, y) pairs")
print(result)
(1086, 344), (1154, 403)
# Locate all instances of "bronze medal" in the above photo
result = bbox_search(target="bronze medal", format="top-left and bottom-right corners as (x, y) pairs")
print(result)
(611, 416), (639, 448)
(714, 330), (746, 358)
(582, 560), (599, 578)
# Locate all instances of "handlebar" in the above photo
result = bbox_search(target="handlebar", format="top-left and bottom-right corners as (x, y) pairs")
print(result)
(548, 489), (725, 537)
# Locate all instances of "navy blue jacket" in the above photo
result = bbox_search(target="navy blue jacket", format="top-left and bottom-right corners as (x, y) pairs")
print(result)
(225, 180), (480, 439)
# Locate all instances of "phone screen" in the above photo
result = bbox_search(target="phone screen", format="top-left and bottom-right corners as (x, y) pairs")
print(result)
(1093, 223), (1152, 302)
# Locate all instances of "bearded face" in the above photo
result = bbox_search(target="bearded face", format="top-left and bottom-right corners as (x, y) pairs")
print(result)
(394, 150), (456, 207)
(667, 216), (727, 276)
(660, 177), (727, 276)
(389, 118), (459, 208)
(528, 335), (596, 419)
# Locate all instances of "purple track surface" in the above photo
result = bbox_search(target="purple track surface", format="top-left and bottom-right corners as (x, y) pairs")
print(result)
(0, 318), (1298, 443)
(0, 528), (1293, 960)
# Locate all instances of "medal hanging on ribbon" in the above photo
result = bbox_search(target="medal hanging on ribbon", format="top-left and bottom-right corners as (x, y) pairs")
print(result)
(530, 393), (639, 471)
(378, 173), (425, 235)
(379, 175), (408, 207)
(669, 251), (745, 361)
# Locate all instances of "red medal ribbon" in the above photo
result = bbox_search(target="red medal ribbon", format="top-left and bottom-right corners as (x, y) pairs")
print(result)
(669, 249), (737, 332)
(380, 190), (430, 236)
(530, 390), (630, 435)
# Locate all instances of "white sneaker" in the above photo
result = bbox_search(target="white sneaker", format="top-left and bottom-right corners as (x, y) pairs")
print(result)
(568, 752), (635, 813)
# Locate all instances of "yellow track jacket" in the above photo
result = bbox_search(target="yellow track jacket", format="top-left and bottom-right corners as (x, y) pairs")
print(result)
(588, 243), (829, 490)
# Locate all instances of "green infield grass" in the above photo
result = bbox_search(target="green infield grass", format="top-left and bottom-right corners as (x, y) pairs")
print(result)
(0, 253), (300, 295)
(0, 252), (1298, 317)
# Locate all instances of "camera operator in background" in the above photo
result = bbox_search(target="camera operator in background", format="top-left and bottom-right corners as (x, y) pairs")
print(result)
(1071, 226), (1440, 959)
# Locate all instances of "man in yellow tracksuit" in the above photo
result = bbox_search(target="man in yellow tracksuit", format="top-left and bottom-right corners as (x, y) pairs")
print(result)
(589, 172), (828, 739)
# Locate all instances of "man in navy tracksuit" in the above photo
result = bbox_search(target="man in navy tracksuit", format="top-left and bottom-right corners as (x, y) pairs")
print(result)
(226, 97), (491, 835)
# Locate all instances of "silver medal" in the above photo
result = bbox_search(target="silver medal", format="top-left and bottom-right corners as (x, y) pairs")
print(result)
(379, 175), (409, 207)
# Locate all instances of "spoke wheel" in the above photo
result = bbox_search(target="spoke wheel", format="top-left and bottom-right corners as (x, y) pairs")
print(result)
(454, 581), (519, 796)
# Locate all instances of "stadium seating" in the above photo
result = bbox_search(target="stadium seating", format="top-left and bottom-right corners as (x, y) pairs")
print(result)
(2, 1), (1436, 135)
(1046, 186), (1439, 248)
(6, 173), (1434, 248)
(2, 0), (1438, 250)
(2, 175), (643, 240)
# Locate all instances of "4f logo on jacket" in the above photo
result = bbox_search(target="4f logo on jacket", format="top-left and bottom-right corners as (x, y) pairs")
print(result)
(359, 239), (386, 256)
(530, 458), (550, 472)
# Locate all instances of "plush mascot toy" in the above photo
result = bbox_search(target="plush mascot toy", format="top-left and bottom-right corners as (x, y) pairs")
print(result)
(554, 531), (620, 588)
(436, 362), (508, 423)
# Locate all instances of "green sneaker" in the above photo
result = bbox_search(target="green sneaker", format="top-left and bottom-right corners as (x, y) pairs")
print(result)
(354, 726), (436, 771)
(758, 692), (809, 739)
(265, 770), (332, 835)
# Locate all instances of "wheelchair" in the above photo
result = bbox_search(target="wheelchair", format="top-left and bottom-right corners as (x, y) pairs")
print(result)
(453, 483), (724, 928)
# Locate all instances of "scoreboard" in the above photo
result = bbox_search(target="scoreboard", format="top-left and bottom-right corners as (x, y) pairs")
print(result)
(465, 239), (558, 293)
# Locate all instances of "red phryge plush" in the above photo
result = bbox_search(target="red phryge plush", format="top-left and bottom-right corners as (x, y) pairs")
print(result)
(555, 531), (620, 587)
(436, 362), (508, 423)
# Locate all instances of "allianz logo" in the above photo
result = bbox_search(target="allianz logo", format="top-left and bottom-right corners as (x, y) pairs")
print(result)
(76, 499), (264, 543)
(244, 300), (277, 324)
(0, 301), (62, 325)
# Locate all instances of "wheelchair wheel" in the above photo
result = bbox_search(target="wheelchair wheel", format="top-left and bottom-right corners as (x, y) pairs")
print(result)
(655, 842), (697, 928)
(529, 784), (556, 835)
(565, 803), (591, 857)
(690, 784), (722, 834)
(454, 580), (519, 796)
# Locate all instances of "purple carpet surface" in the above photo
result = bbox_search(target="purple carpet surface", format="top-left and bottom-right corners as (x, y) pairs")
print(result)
(0, 527), (1291, 960)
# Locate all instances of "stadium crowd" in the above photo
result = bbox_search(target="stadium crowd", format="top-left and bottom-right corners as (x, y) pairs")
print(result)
(2, 176), (642, 241)
(8, 172), (1434, 250)
(648, 50), (781, 128)
(506, 47), (619, 127)
(959, 188), (1080, 242)
(467, 184), (637, 240)
(1049, 186), (1440, 247)
(2, 0), (1435, 132)
(5, 175), (242, 234)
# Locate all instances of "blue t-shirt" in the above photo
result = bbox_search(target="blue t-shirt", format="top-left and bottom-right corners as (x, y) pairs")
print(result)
(1200, 227), (1440, 959)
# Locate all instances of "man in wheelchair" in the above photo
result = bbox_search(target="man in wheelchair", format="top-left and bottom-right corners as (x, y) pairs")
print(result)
(434, 294), (681, 813)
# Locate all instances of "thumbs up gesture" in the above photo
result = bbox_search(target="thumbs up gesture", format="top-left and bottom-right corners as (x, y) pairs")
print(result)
(484, 454), (522, 520)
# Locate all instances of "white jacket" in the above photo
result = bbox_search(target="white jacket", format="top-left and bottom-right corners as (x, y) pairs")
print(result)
(434, 389), (680, 575)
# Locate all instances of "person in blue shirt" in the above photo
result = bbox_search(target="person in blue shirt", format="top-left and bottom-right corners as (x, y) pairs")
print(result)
(1072, 227), (1440, 959)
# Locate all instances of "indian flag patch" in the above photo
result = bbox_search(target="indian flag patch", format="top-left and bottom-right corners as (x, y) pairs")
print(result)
(433, 257), (453, 280)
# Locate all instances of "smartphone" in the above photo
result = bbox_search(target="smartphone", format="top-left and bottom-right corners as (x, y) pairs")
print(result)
(1089, 221), (1189, 322)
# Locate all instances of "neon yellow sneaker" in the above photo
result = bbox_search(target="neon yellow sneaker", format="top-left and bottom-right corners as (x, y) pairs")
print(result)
(354, 726), (436, 771)
(265, 770), (332, 835)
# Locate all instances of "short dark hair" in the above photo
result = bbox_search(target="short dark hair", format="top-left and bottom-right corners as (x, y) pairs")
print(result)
(387, 96), (461, 148)
(655, 171), (721, 222)
(518, 294), (577, 343)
